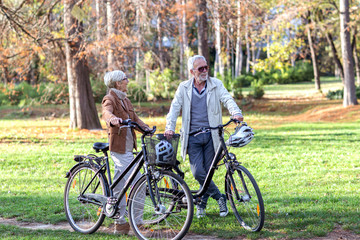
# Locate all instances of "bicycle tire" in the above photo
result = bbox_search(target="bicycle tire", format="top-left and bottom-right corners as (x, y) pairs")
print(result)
(64, 163), (108, 234)
(226, 165), (265, 232)
(128, 170), (193, 240)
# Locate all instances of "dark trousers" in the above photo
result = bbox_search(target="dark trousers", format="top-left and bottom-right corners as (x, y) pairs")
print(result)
(188, 132), (221, 208)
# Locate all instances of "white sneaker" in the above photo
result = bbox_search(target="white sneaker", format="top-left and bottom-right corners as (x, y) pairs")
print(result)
(196, 206), (206, 218)
(217, 194), (229, 217)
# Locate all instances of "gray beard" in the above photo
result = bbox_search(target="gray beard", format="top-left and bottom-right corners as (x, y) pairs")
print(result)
(198, 74), (208, 82)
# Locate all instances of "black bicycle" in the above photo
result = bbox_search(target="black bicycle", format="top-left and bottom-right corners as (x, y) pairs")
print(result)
(188, 118), (265, 232)
(64, 119), (193, 240)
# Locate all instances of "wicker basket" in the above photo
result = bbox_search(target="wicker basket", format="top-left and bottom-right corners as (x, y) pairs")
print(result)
(145, 134), (180, 166)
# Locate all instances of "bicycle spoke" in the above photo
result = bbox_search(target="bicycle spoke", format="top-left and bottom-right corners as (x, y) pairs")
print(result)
(226, 165), (264, 232)
(64, 164), (106, 234)
(128, 171), (193, 240)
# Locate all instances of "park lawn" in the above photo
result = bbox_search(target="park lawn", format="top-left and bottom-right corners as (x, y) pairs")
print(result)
(0, 111), (359, 239)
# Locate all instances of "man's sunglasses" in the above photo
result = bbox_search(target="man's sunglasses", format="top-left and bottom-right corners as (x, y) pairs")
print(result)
(196, 66), (208, 73)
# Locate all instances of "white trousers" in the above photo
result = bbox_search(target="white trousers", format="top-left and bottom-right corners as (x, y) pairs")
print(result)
(110, 151), (144, 224)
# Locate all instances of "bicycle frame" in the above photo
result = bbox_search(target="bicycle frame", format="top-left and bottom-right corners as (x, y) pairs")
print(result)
(191, 121), (244, 207)
(193, 126), (232, 199)
(79, 127), (158, 217)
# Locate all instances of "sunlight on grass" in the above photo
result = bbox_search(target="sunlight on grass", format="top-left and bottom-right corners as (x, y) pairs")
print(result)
(1, 78), (359, 239)
(1, 117), (359, 239)
(242, 76), (343, 98)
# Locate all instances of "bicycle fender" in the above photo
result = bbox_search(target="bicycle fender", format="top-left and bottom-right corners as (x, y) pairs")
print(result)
(64, 162), (86, 178)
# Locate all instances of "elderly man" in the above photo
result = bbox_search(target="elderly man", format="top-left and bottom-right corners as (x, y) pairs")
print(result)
(164, 55), (243, 218)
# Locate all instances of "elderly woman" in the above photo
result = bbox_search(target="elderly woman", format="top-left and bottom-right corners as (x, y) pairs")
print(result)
(102, 70), (149, 235)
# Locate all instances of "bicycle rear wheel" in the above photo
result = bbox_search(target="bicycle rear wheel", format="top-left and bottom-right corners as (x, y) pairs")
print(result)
(226, 165), (265, 232)
(128, 171), (193, 240)
(64, 163), (107, 234)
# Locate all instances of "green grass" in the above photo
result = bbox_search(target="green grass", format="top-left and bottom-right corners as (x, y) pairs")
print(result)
(0, 77), (359, 239)
(242, 76), (343, 97)
(1, 117), (359, 239)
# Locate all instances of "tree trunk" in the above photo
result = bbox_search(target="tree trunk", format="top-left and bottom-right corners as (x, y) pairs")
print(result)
(325, 32), (344, 83)
(226, 21), (231, 74)
(1, 65), (10, 86)
(235, 0), (243, 77)
(340, 0), (358, 106)
(354, 42), (360, 86)
(95, 0), (101, 42)
(64, 0), (102, 129)
(135, 2), (142, 83)
(180, 0), (188, 79)
(251, 39), (256, 75)
(306, 23), (321, 90)
(352, 31), (360, 86)
(213, 0), (223, 77)
(106, 0), (115, 70)
(26, 54), (40, 85)
(197, 0), (209, 63)
(156, 11), (165, 71)
(245, 11), (250, 74)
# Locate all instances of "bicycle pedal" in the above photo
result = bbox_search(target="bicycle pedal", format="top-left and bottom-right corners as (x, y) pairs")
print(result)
(111, 211), (121, 219)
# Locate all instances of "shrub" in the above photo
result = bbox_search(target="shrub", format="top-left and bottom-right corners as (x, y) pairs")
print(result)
(127, 81), (147, 102)
(326, 87), (360, 100)
(250, 80), (265, 99)
(149, 68), (180, 100)
(0, 82), (41, 105)
(91, 76), (107, 103)
(38, 82), (68, 104)
(252, 62), (314, 85)
(0, 82), (69, 106)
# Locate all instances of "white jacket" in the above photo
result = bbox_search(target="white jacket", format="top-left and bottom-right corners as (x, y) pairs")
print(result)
(166, 77), (242, 161)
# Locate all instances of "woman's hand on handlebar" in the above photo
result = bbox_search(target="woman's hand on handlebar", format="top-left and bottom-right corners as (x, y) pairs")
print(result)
(110, 117), (122, 127)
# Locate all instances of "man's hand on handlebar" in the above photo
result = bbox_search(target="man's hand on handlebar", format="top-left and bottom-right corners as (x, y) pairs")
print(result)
(164, 130), (175, 139)
(232, 115), (244, 123)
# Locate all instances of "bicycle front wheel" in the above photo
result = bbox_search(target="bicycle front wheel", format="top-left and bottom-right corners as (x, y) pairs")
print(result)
(226, 165), (265, 232)
(64, 163), (107, 234)
(128, 171), (193, 240)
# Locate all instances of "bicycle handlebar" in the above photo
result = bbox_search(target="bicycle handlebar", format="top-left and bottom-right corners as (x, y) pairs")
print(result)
(189, 118), (241, 136)
(121, 119), (156, 135)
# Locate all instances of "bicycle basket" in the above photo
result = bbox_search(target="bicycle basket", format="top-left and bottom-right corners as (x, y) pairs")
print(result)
(145, 134), (180, 166)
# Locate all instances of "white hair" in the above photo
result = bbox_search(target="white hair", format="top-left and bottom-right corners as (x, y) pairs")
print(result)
(187, 55), (207, 72)
(104, 70), (126, 88)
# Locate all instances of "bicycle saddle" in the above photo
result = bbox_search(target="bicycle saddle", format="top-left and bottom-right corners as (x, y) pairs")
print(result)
(93, 142), (109, 152)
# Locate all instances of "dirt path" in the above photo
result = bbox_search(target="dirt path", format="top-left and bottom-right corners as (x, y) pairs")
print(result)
(1, 218), (359, 240)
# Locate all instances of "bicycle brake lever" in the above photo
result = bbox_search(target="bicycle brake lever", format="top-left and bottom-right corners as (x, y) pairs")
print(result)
(194, 129), (210, 137)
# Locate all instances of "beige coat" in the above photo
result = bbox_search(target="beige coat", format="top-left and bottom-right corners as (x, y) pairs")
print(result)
(165, 77), (242, 161)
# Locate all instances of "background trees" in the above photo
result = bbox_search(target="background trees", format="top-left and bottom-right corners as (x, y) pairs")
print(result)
(0, 0), (359, 127)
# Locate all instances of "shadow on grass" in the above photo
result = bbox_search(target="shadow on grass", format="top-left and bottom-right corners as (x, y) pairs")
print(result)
(189, 195), (360, 239)
(0, 194), (359, 239)
(0, 224), (136, 240)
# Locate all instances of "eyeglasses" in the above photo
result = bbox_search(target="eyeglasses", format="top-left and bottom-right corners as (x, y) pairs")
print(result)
(196, 66), (208, 73)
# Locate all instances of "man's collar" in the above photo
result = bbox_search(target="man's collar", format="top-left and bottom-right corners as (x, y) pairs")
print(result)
(192, 80), (207, 94)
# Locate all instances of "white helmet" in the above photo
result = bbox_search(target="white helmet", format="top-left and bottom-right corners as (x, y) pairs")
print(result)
(155, 140), (174, 165)
(226, 123), (254, 148)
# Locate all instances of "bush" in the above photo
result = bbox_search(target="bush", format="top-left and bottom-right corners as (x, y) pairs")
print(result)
(253, 62), (314, 85)
(0, 82), (41, 105)
(91, 76), (107, 103)
(250, 80), (265, 99)
(39, 82), (68, 104)
(127, 81), (147, 102)
(326, 87), (360, 100)
(149, 68), (180, 100)
(0, 82), (68, 106)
